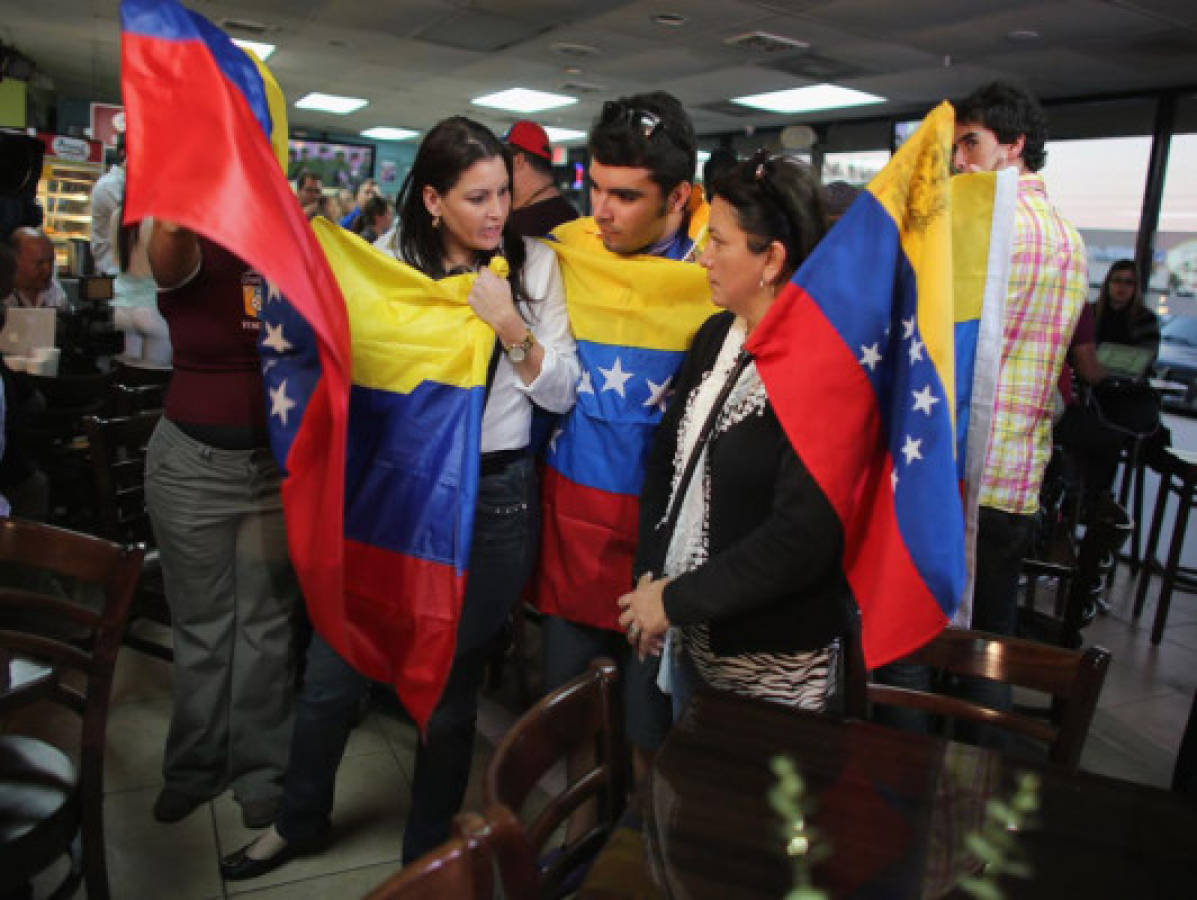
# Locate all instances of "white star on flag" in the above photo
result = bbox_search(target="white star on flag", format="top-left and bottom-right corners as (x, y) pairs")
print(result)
(265, 280), (283, 304)
(643, 376), (672, 412)
(549, 427), (563, 453)
(270, 379), (297, 427)
(598, 357), (635, 398)
(908, 337), (924, 364)
(859, 343), (882, 371)
(901, 434), (923, 465)
(901, 316), (915, 339)
(912, 384), (940, 415)
(261, 321), (293, 353)
(578, 370), (594, 394)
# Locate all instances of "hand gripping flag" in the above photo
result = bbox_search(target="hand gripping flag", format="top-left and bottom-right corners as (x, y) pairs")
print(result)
(536, 213), (717, 631)
(745, 102), (1013, 666)
(121, 0), (493, 728)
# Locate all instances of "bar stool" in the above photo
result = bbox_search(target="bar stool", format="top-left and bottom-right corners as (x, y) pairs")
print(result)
(1133, 448), (1197, 644)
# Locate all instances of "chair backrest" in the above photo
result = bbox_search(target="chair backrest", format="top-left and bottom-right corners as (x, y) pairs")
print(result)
(866, 628), (1110, 770)
(483, 657), (628, 897)
(83, 412), (160, 546)
(364, 812), (495, 899)
(110, 383), (165, 417)
(0, 519), (145, 763)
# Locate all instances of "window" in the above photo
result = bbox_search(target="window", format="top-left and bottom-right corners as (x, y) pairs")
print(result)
(821, 150), (889, 187)
(1041, 136), (1153, 295)
(1153, 109), (1197, 315)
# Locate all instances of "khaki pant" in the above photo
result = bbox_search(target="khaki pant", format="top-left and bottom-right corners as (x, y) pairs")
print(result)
(145, 418), (300, 804)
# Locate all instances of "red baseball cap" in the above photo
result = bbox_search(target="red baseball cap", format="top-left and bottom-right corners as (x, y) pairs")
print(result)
(504, 120), (552, 161)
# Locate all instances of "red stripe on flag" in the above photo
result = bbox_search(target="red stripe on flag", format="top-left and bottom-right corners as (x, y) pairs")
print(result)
(751, 283), (946, 667)
(535, 466), (637, 631)
(336, 540), (464, 728)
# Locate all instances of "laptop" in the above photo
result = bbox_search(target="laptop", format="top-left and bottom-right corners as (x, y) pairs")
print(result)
(1096, 342), (1154, 379)
(0, 307), (58, 356)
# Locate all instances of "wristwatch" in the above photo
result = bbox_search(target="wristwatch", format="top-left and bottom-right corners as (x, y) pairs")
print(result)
(505, 330), (535, 363)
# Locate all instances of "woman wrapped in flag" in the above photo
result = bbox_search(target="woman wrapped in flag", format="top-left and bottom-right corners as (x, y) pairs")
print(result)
(618, 152), (853, 715)
(222, 116), (580, 879)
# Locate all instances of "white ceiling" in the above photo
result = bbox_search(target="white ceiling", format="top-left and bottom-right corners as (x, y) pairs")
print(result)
(4, 0), (1197, 141)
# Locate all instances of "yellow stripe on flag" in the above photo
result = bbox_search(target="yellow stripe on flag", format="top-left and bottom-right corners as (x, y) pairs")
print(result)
(950, 172), (999, 324)
(867, 101), (956, 426)
(311, 218), (494, 393)
(547, 219), (716, 351)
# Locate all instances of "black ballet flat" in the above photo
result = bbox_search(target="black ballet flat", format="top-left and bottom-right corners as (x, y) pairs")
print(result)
(220, 835), (324, 881)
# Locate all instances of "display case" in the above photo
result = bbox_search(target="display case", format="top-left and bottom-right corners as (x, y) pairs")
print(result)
(34, 134), (104, 274)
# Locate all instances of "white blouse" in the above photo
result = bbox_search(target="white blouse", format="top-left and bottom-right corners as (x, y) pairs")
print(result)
(480, 238), (579, 452)
(376, 234), (579, 452)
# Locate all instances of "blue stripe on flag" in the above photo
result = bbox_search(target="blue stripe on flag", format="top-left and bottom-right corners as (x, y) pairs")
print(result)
(344, 382), (484, 574)
(121, 0), (273, 139)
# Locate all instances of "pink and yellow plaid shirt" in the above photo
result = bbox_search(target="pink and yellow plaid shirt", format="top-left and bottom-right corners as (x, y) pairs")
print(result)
(979, 172), (1087, 515)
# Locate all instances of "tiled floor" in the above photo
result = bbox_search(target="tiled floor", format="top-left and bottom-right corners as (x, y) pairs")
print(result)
(6, 525), (1196, 898)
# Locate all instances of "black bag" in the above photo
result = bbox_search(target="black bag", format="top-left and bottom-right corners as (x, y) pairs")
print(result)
(1089, 379), (1161, 438)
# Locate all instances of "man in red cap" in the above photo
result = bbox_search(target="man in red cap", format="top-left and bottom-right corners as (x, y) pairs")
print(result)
(504, 120), (578, 237)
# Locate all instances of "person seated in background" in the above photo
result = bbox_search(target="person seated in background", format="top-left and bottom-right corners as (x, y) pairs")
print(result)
(617, 152), (849, 716)
(1096, 259), (1159, 354)
(111, 196), (172, 368)
(4, 228), (67, 310)
(295, 170), (324, 220)
(0, 242), (49, 521)
(339, 178), (379, 229)
(352, 194), (394, 244)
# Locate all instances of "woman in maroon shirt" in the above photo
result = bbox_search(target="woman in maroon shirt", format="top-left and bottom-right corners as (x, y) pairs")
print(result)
(143, 221), (300, 830)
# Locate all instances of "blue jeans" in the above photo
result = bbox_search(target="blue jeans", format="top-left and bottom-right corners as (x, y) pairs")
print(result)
(276, 456), (537, 861)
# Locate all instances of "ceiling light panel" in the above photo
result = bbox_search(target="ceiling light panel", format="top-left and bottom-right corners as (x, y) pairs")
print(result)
(295, 92), (369, 115)
(361, 127), (418, 141)
(732, 84), (885, 114)
(471, 88), (577, 113)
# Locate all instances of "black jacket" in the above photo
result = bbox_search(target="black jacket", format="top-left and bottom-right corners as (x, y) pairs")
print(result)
(634, 311), (853, 656)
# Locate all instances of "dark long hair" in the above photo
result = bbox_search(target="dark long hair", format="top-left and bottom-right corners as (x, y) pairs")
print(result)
(396, 116), (529, 302)
(710, 150), (827, 284)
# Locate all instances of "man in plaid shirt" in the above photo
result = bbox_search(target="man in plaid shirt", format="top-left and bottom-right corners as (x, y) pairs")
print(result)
(952, 82), (1088, 732)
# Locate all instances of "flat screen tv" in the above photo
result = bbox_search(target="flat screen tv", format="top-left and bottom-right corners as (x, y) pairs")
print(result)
(288, 138), (375, 188)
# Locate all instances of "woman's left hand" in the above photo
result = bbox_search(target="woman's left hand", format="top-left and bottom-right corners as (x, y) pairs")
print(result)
(468, 268), (523, 341)
(617, 573), (672, 658)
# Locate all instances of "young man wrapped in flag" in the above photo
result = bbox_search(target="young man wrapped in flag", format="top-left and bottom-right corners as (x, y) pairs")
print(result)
(533, 92), (717, 766)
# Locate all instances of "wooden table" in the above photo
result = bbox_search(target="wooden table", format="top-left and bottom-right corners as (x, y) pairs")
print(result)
(582, 690), (1197, 899)
(0, 648), (56, 716)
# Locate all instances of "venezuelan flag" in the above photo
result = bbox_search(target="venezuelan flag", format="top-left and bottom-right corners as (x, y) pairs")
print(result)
(261, 221), (494, 725)
(746, 102), (1013, 666)
(121, 0), (349, 619)
(537, 213), (716, 631)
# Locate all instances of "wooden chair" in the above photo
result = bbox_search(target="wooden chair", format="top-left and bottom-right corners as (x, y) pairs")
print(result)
(83, 412), (172, 662)
(866, 628), (1111, 770)
(110, 382), (165, 417)
(0, 519), (145, 900)
(364, 805), (536, 899)
(484, 657), (628, 899)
